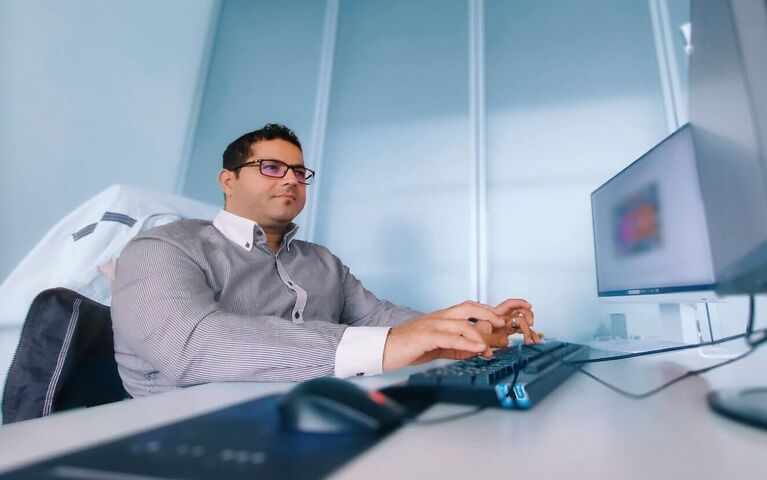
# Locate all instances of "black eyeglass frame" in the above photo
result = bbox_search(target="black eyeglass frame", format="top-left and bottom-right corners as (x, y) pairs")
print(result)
(230, 159), (315, 185)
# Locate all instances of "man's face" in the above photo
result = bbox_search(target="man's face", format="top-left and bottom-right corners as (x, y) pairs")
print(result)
(220, 139), (307, 229)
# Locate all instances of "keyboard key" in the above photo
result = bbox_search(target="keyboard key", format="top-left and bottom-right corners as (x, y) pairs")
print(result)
(440, 373), (476, 386)
(523, 356), (557, 374)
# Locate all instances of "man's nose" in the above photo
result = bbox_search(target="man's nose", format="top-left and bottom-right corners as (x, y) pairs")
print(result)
(282, 168), (300, 185)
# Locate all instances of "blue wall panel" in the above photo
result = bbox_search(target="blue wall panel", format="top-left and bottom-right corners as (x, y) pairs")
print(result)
(313, 0), (473, 313)
(485, 0), (669, 340)
(0, 0), (218, 280)
(182, 0), (329, 226)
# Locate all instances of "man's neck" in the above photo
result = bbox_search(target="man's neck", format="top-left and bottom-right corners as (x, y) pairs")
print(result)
(261, 225), (286, 253)
(223, 207), (290, 253)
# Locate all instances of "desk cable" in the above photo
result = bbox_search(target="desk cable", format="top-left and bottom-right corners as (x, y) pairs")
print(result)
(561, 295), (767, 400)
(575, 347), (757, 399)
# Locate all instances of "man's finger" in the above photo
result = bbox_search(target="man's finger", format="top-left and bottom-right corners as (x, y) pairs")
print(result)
(493, 298), (532, 316)
(467, 320), (508, 348)
(442, 303), (505, 328)
(431, 318), (490, 346)
(473, 319), (493, 335)
(443, 350), (476, 360)
(485, 331), (511, 348)
(510, 308), (534, 327)
(514, 315), (538, 344)
(429, 331), (487, 354)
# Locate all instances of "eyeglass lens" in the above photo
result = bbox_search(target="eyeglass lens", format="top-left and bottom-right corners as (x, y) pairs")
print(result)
(259, 160), (313, 184)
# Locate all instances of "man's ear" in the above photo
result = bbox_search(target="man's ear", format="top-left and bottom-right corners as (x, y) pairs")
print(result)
(219, 169), (235, 197)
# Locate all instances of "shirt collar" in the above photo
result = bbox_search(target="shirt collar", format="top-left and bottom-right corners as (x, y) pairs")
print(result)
(213, 209), (299, 252)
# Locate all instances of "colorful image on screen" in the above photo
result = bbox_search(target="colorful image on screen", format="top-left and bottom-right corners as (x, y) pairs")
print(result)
(613, 183), (661, 256)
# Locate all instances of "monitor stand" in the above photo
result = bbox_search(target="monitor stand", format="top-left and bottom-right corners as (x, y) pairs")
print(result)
(659, 302), (743, 358)
(708, 387), (767, 431)
(659, 303), (700, 344)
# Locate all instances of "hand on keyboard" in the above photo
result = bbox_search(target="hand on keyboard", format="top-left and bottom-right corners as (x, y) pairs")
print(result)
(382, 301), (510, 371)
(382, 299), (542, 372)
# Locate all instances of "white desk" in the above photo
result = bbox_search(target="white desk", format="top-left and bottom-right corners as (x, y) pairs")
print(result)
(1, 346), (765, 479)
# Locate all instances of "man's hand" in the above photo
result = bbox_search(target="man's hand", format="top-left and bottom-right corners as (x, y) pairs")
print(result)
(492, 298), (540, 344)
(382, 301), (511, 372)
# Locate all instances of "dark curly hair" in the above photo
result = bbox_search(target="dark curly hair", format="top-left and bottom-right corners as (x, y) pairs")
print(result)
(223, 124), (302, 177)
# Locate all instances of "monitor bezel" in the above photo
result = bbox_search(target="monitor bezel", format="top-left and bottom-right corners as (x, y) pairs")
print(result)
(590, 123), (717, 300)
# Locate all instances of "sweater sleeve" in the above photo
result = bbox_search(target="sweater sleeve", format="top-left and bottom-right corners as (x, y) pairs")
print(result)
(338, 262), (423, 327)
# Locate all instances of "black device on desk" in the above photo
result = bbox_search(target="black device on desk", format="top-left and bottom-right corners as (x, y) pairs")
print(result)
(406, 340), (588, 409)
(278, 377), (406, 433)
(0, 378), (415, 480)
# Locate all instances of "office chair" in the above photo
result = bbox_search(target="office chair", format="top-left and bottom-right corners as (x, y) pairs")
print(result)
(2, 288), (130, 424)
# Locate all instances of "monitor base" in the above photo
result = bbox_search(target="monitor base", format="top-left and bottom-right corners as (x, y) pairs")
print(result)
(697, 345), (742, 359)
(708, 387), (767, 430)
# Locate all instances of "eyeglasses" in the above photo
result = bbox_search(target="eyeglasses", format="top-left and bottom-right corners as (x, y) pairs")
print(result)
(231, 159), (315, 185)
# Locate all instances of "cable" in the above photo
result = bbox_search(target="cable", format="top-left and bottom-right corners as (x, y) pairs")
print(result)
(410, 406), (486, 426)
(508, 367), (521, 399)
(747, 294), (755, 336)
(745, 294), (767, 347)
(576, 347), (756, 399)
(698, 302), (714, 340)
(705, 302), (715, 342)
(576, 295), (763, 399)
(575, 327), (767, 364)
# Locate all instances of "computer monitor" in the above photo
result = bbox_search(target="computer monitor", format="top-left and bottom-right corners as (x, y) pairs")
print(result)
(689, 0), (767, 296)
(688, 0), (767, 430)
(591, 124), (717, 305)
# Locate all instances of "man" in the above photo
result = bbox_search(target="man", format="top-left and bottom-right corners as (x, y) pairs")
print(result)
(112, 124), (539, 397)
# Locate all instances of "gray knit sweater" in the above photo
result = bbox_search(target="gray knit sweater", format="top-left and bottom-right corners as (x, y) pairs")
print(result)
(111, 219), (419, 397)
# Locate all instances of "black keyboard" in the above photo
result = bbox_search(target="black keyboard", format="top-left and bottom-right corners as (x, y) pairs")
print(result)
(406, 340), (588, 409)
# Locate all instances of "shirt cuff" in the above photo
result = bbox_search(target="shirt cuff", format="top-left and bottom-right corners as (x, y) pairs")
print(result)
(334, 326), (391, 378)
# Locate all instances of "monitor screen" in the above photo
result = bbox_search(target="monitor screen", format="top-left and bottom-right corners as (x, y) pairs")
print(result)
(591, 124), (716, 298)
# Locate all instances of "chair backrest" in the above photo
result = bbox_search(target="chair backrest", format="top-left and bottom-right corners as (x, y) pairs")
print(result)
(2, 288), (129, 424)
